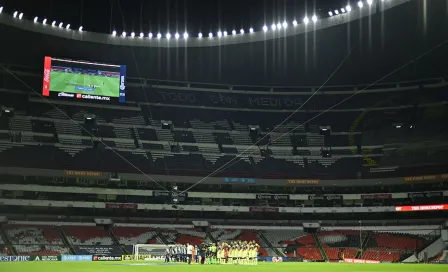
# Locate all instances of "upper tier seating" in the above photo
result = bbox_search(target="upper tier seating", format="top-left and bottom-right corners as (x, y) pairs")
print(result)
(112, 227), (158, 245)
(63, 226), (113, 245)
(4, 225), (63, 245)
(159, 229), (206, 246)
(261, 230), (306, 247)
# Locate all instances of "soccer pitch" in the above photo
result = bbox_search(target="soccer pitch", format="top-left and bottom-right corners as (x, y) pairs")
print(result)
(50, 71), (119, 97)
(0, 262), (445, 272)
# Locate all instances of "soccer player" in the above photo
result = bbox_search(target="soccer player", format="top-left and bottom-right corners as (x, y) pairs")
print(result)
(187, 243), (193, 265)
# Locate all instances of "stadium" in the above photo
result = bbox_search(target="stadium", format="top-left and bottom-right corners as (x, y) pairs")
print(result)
(0, 0), (447, 272)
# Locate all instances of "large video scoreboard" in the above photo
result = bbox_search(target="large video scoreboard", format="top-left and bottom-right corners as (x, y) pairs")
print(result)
(42, 56), (126, 103)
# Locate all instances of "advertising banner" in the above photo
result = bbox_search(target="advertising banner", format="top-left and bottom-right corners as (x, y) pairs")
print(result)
(153, 191), (187, 197)
(73, 246), (123, 255)
(308, 195), (343, 206)
(61, 255), (92, 262)
(249, 207), (279, 213)
(395, 204), (448, 212)
(344, 258), (380, 264)
(223, 177), (256, 184)
(0, 256), (31, 262)
(407, 192), (443, 199)
(105, 203), (137, 209)
(256, 194), (289, 201)
(31, 256), (60, 261)
(286, 179), (320, 185)
(361, 194), (392, 199)
(64, 170), (103, 177)
(93, 255), (122, 261)
(403, 174), (448, 183)
(122, 255), (134, 261)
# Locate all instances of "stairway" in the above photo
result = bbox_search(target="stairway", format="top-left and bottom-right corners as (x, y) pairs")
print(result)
(206, 231), (217, 243)
(155, 229), (169, 245)
(0, 225), (17, 255)
(57, 227), (75, 254)
(258, 231), (283, 257)
(109, 229), (127, 254)
(313, 233), (327, 261)
(355, 231), (371, 259)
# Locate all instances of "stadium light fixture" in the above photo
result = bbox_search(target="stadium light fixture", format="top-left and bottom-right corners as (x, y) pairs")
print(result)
(79, 26), (83, 32)
(223, 31), (228, 36)
(240, 29), (245, 34)
(112, 30), (117, 36)
(263, 25), (268, 32)
(271, 24), (276, 30)
(157, 33), (161, 39)
(282, 21), (288, 29)
(303, 17), (309, 25)
(175, 33), (180, 39)
(34, 17), (38, 23)
(208, 32), (213, 38)
(367, 0), (373, 5)
(346, 5), (352, 12)
(66, 24), (70, 30)
(217, 31), (222, 37)
(312, 15), (318, 23)
(166, 33), (171, 39)
(121, 31), (126, 37)
(198, 32), (203, 38)
(358, 1), (364, 8)
(328, 11), (333, 16)
(293, 20), (298, 26)
(334, 10), (339, 15)
(59, 22), (63, 28)
(148, 32), (153, 38)
(13, 11), (18, 18)
(19, 13), (23, 20)
(139, 32), (144, 38)
(276, 23), (282, 29)
(52, 21), (56, 27)
(43, 18), (47, 25)
(183, 32), (189, 39)
(341, 8), (346, 13)
(249, 28), (254, 33)
(0, 6), (3, 14)
(131, 32), (135, 38)
(232, 30), (236, 35)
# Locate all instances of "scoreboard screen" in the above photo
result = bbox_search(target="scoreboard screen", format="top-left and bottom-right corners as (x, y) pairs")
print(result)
(42, 56), (126, 103)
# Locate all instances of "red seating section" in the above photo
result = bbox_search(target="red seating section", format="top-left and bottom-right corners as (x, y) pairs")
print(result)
(371, 233), (427, 251)
(64, 226), (109, 240)
(297, 248), (323, 261)
(113, 227), (150, 238)
(361, 249), (401, 262)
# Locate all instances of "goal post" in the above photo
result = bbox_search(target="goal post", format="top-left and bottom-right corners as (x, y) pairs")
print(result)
(132, 244), (175, 261)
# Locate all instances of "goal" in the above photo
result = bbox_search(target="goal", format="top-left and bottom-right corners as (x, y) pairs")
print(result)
(132, 244), (174, 261)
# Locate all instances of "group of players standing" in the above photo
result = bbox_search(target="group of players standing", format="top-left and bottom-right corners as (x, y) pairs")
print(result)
(165, 240), (259, 265)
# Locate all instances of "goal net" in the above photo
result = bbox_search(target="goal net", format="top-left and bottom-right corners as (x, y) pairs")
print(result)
(132, 244), (174, 261)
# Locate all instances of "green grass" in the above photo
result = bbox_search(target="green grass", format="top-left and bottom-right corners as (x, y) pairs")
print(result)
(0, 261), (445, 272)
(50, 71), (119, 97)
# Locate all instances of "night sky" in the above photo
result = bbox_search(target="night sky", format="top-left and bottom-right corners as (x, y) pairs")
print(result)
(1, 0), (352, 35)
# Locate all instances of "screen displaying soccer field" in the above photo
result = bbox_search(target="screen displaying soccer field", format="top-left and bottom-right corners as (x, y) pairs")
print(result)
(42, 56), (126, 103)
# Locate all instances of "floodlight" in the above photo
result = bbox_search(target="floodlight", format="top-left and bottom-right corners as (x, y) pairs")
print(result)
(148, 32), (153, 38)
(341, 8), (346, 13)
(328, 11), (333, 16)
(263, 25), (268, 32)
(166, 33), (171, 39)
(112, 30), (117, 36)
(249, 28), (253, 33)
(358, 1), (364, 8)
(346, 5), (352, 12)
(79, 26), (83, 31)
(232, 30), (236, 35)
(183, 32), (188, 39)
(276, 23), (282, 29)
(223, 31), (228, 36)
(66, 24), (70, 30)
(175, 33), (179, 39)
(59, 22), (63, 28)
(334, 10), (339, 15)
(303, 17), (309, 24)
(312, 15), (318, 23)
(18, 13), (23, 20)
(217, 31), (222, 37)
(282, 21), (288, 28)
(240, 29), (244, 34)
(198, 32), (203, 38)
(0, 7), (3, 14)
(140, 32), (144, 38)
(130, 32), (135, 37)
(122, 31), (126, 37)
(271, 24), (276, 30)
(52, 21), (56, 27)
(157, 33), (161, 39)
(367, 0), (373, 5)
(13, 11), (18, 18)
(34, 17), (38, 23)
(208, 32), (213, 38)
(292, 20), (298, 26)
(43, 19), (47, 25)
